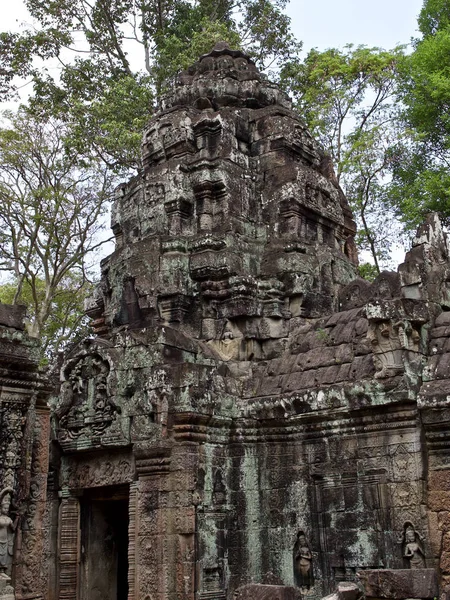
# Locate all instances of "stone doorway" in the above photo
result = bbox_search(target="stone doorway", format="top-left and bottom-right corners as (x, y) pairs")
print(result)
(79, 485), (129, 600)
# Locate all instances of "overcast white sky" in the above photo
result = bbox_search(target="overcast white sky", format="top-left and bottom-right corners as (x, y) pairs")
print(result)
(3, 0), (425, 54)
(287, 0), (423, 52)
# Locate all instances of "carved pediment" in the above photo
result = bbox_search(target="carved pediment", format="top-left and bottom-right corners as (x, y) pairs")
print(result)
(56, 343), (127, 452)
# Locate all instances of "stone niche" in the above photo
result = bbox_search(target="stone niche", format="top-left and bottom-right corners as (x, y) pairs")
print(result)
(7, 44), (450, 600)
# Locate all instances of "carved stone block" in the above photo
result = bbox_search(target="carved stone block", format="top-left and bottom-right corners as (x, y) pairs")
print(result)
(357, 569), (438, 599)
(234, 584), (302, 600)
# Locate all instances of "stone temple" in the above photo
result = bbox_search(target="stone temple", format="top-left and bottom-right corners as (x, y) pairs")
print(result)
(1, 42), (450, 600)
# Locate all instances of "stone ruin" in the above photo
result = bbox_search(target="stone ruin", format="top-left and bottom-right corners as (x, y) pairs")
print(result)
(0, 305), (51, 599)
(1, 42), (450, 600)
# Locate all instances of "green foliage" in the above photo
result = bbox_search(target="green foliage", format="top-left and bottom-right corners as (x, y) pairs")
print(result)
(392, 0), (450, 230)
(418, 0), (450, 36)
(153, 17), (242, 92)
(316, 328), (330, 344)
(0, 275), (93, 361)
(0, 29), (71, 99)
(1, 0), (300, 171)
(0, 108), (113, 359)
(358, 263), (379, 282)
(281, 45), (404, 169)
(31, 72), (154, 171)
(237, 0), (300, 68)
(389, 141), (450, 229)
(281, 44), (405, 272)
(401, 29), (450, 148)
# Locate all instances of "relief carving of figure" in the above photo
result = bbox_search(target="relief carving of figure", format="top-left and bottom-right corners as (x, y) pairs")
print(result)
(0, 489), (17, 578)
(208, 321), (243, 361)
(293, 531), (314, 590)
(367, 320), (404, 379)
(402, 522), (426, 569)
(57, 352), (118, 442)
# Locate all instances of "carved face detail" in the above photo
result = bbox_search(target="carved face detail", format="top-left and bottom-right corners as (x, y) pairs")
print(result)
(405, 527), (415, 543)
(5, 451), (15, 469)
(217, 55), (234, 70)
(1, 497), (10, 516)
(380, 322), (390, 338)
(235, 57), (249, 71)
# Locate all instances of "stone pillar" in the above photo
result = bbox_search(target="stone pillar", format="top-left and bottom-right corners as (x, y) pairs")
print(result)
(57, 495), (80, 600)
(0, 306), (51, 600)
(135, 448), (172, 600)
(127, 482), (138, 600)
(134, 444), (197, 600)
(422, 409), (450, 595)
(15, 406), (51, 600)
(1, 400), (26, 492)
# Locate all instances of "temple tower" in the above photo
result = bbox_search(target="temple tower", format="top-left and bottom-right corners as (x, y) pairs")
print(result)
(45, 44), (449, 600)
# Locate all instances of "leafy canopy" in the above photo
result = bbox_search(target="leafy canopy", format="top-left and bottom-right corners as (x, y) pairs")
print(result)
(281, 44), (405, 272)
(1, 0), (301, 171)
(0, 275), (93, 362)
(392, 0), (450, 229)
(0, 108), (114, 357)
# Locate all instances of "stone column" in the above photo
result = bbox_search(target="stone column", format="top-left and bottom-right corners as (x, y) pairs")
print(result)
(127, 482), (138, 600)
(15, 406), (51, 600)
(421, 408), (450, 595)
(57, 494), (80, 600)
(134, 444), (197, 600)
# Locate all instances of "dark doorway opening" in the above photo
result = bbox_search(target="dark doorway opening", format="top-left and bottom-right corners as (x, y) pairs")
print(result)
(80, 485), (129, 600)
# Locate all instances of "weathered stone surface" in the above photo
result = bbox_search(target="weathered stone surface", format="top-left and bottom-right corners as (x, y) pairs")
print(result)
(337, 581), (363, 600)
(0, 304), (51, 599)
(234, 584), (302, 600)
(357, 569), (438, 599)
(0, 303), (26, 330)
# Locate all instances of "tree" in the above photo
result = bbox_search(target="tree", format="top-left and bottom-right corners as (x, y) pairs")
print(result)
(0, 108), (113, 357)
(1, 0), (301, 171)
(0, 275), (92, 361)
(391, 0), (450, 229)
(280, 44), (405, 273)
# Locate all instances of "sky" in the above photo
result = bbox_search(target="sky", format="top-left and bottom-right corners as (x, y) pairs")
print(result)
(287, 0), (424, 52)
(3, 0), (425, 54)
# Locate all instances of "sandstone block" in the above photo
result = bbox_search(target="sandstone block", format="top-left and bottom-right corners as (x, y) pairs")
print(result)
(357, 569), (438, 599)
(429, 491), (450, 511)
(428, 470), (450, 492)
(234, 584), (302, 600)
